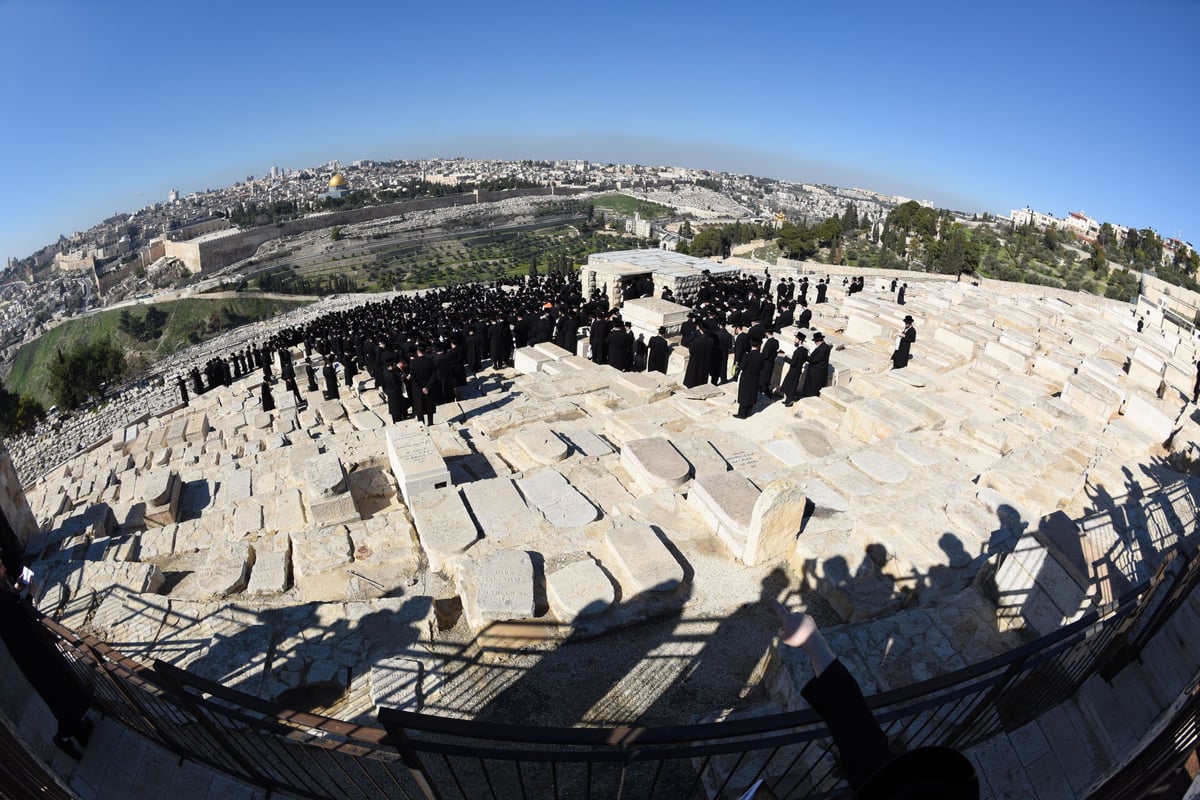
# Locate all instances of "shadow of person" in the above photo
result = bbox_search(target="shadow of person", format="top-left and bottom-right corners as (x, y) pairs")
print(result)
(469, 576), (694, 729)
(634, 567), (790, 727)
(923, 533), (974, 605)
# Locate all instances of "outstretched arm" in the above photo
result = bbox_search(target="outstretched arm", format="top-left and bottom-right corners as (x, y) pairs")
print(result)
(771, 599), (836, 676)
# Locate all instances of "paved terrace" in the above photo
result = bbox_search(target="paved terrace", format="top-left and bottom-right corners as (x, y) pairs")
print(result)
(8, 268), (1200, 797)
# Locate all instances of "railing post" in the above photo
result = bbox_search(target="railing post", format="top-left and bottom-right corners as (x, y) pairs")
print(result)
(378, 707), (445, 800)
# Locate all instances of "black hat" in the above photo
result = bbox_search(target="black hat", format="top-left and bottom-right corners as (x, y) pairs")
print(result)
(903, 315), (914, 324)
(813, 331), (825, 341)
(855, 747), (979, 800)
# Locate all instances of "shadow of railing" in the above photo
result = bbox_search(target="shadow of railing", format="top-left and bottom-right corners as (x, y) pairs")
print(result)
(36, 544), (1200, 800)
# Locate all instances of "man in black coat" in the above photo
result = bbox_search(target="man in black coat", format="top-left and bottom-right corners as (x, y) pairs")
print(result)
(489, 318), (513, 369)
(712, 322), (733, 385)
(760, 328), (781, 395)
(801, 332), (832, 397)
(735, 341), (765, 418)
(647, 327), (670, 374)
(683, 329), (715, 388)
(606, 321), (634, 371)
(796, 301), (813, 330)
(892, 315), (916, 369)
(815, 279), (828, 304)
(409, 345), (438, 426)
(323, 360), (340, 400)
(780, 332), (809, 406)
(589, 313), (609, 364)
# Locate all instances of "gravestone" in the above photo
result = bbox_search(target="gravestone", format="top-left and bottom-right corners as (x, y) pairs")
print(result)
(461, 478), (539, 543)
(386, 421), (452, 505)
(460, 549), (536, 629)
(603, 522), (685, 594)
(621, 437), (692, 489)
(514, 427), (569, 465)
(546, 559), (615, 620)
(408, 487), (479, 571)
(305, 452), (347, 498)
(516, 469), (598, 528)
(513, 347), (555, 375)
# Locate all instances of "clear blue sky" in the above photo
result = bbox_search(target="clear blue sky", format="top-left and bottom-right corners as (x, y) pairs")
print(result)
(2, 0), (1197, 263)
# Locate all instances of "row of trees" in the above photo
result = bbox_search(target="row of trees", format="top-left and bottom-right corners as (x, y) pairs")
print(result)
(679, 220), (777, 258)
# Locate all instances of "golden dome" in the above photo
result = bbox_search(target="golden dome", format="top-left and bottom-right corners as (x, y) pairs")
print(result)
(328, 173), (347, 188)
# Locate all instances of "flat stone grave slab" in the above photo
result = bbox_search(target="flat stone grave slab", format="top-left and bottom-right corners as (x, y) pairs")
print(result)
(306, 452), (347, 498)
(787, 424), (837, 460)
(532, 342), (573, 361)
(621, 437), (692, 489)
(408, 487), (479, 571)
(799, 477), (850, 514)
(220, 468), (253, 505)
(514, 427), (570, 465)
(460, 549), (536, 629)
(461, 478), (540, 544)
(387, 421), (452, 505)
(604, 522), (685, 595)
(516, 469), (599, 528)
(687, 471), (759, 542)
(610, 370), (672, 407)
(819, 461), (879, 497)
(318, 400), (347, 423)
(557, 429), (614, 458)
(514, 346), (555, 375)
(546, 558), (615, 620)
(848, 449), (910, 484)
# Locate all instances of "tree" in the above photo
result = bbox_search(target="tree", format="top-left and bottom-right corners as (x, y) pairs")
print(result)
(841, 203), (858, 233)
(777, 223), (817, 260)
(0, 379), (44, 437)
(679, 220), (693, 238)
(47, 338), (127, 410)
(330, 226), (342, 241)
(1088, 242), (1108, 271)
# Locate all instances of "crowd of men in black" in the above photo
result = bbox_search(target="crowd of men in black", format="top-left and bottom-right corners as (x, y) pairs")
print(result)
(175, 268), (912, 424)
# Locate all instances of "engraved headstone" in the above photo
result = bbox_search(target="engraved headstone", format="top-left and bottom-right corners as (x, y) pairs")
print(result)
(470, 549), (536, 625)
(386, 421), (452, 505)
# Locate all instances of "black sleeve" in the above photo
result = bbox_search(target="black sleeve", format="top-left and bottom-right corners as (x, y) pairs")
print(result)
(800, 659), (892, 787)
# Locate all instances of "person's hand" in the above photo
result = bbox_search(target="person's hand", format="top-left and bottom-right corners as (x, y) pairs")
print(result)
(771, 599), (818, 648)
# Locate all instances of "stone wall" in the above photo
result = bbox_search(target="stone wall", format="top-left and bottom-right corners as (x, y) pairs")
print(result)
(0, 447), (38, 550)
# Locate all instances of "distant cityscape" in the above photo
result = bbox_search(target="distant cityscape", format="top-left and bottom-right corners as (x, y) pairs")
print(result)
(0, 157), (1194, 381)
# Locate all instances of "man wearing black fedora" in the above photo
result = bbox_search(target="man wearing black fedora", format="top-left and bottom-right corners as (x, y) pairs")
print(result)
(892, 316), (916, 369)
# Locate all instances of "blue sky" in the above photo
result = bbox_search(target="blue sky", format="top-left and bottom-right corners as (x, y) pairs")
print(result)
(2, 0), (1197, 263)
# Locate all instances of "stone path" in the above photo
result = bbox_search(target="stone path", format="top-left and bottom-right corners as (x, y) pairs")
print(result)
(11, 264), (1200, 796)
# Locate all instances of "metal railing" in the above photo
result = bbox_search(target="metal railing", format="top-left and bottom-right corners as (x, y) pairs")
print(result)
(32, 544), (1198, 800)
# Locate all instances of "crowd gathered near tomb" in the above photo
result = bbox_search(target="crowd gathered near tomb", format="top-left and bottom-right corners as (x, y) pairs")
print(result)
(177, 267), (916, 424)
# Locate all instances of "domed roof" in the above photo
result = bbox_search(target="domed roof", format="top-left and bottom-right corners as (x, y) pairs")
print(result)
(328, 173), (347, 188)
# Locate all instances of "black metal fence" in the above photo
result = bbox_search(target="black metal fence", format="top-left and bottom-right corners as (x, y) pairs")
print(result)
(38, 546), (1200, 800)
